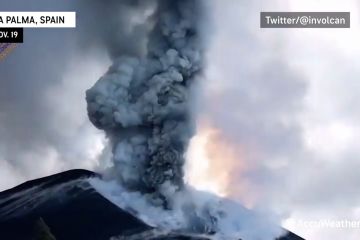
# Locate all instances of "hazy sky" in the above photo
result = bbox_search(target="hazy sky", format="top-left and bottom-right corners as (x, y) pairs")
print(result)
(1, 1), (360, 240)
(200, 1), (360, 239)
(0, 0), (108, 188)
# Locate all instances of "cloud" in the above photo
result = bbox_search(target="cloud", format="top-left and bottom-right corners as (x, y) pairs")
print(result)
(75, 0), (158, 59)
(191, 0), (306, 211)
(191, 0), (360, 239)
(0, 0), (107, 190)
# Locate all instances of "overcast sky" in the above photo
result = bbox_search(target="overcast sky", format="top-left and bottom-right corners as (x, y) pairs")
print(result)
(1, 1), (360, 240)
(201, 1), (360, 239)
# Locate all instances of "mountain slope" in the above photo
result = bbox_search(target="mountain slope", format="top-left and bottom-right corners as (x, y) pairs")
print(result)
(0, 170), (304, 240)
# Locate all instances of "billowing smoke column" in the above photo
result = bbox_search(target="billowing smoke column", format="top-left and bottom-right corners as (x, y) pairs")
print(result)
(86, 0), (204, 203)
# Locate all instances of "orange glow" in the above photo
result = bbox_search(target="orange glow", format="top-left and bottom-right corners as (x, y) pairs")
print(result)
(185, 120), (254, 206)
(185, 125), (227, 197)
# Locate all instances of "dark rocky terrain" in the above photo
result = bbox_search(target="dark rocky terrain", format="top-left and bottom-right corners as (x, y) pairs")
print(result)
(0, 170), (304, 240)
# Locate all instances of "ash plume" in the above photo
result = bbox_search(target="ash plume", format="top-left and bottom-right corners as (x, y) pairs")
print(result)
(86, 0), (205, 203)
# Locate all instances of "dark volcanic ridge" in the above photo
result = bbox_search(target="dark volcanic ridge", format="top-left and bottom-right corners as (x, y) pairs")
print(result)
(0, 169), (304, 240)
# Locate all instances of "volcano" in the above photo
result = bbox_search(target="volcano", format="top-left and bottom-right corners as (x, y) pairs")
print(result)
(0, 169), (304, 240)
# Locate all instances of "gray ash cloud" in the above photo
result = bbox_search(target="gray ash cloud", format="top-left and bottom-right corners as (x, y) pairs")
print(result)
(86, 0), (205, 203)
